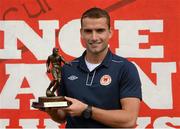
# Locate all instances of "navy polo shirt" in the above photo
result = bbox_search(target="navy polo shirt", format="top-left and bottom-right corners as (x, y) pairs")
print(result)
(58, 50), (142, 128)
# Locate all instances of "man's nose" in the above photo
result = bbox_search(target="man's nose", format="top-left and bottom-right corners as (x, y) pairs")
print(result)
(92, 31), (98, 41)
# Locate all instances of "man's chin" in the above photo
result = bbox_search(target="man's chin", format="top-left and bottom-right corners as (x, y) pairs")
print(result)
(90, 49), (102, 55)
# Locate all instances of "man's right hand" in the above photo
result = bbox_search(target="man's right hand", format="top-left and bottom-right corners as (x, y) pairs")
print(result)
(42, 108), (67, 123)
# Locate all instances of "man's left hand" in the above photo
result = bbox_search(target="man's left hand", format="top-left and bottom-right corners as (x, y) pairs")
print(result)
(62, 96), (87, 117)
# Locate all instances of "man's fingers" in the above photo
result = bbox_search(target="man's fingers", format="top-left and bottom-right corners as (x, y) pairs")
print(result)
(65, 96), (74, 102)
(42, 107), (58, 113)
(61, 106), (71, 112)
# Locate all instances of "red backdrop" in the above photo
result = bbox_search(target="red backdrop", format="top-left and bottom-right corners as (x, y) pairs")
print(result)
(0, 0), (180, 128)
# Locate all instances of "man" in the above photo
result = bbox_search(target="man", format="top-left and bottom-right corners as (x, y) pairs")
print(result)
(46, 48), (68, 97)
(45, 7), (142, 128)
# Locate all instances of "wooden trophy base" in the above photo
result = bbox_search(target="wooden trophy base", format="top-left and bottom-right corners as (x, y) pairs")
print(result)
(32, 96), (71, 109)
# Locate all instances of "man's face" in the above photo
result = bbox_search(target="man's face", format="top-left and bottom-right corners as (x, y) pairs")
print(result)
(81, 17), (112, 55)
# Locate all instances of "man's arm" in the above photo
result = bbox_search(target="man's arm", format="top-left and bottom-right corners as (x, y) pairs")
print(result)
(63, 97), (141, 128)
(91, 98), (140, 128)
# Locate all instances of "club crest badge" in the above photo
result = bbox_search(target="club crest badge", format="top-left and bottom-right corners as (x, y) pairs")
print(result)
(100, 75), (112, 86)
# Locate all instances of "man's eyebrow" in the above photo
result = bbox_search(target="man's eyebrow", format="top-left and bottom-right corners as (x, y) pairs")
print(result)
(96, 28), (106, 30)
(83, 29), (92, 31)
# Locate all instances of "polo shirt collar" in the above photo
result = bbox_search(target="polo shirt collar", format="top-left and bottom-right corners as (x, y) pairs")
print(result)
(101, 49), (112, 68)
(78, 49), (112, 72)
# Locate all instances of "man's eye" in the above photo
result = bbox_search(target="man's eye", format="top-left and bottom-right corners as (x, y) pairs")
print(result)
(84, 29), (92, 33)
(97, 29), (105, 33)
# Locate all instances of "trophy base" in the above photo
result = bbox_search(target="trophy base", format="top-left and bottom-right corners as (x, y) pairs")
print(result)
(32, 96), (71, 109)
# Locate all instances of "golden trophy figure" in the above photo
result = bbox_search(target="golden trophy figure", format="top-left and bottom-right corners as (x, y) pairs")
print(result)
(32, 48), (71, 109)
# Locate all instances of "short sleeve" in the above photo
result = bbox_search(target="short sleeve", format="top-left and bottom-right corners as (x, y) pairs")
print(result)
(119, 61), (142, 100)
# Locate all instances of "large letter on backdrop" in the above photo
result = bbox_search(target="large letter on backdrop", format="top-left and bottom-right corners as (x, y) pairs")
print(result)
(135, 62), (176, 109)
(59, 19), (85, 57)
(0, 20), (58, 60)
(115, 20), (164, 58)
(0, 64), (49, 109)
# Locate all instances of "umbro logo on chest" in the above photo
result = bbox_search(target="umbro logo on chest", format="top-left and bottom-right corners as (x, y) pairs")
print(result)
(68, 75), (78, 80)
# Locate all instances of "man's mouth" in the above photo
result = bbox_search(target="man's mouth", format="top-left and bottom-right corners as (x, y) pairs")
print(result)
(88, 42), (101, 45)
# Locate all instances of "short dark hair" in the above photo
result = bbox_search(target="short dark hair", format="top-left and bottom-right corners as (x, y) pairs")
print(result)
(81, 7), (110, 29)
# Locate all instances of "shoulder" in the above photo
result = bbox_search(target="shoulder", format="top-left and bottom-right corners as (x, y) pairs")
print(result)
(70, 58), (80, 65)
(62, 57), (80, 69)
(111, 53), (137, 72)
(111, 53), (129, 65)
(61, 58), (80, 78)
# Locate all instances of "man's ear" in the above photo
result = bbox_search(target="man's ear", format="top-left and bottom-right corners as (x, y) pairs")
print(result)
(109, 27), (113, 38)
(80, 28), (83, 36)
(80, 28), (84, 40)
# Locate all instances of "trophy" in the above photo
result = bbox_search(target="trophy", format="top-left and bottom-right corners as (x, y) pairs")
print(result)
(32, 48), (71, 109)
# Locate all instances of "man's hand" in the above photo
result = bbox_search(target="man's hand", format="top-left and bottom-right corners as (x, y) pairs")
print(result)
(63, 96), (87, 117)
(38, 97), (88, 123)
(41, 108), (67, 123)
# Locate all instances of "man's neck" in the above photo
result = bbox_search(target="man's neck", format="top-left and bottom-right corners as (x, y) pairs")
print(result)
(85, 49), (108, 64)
